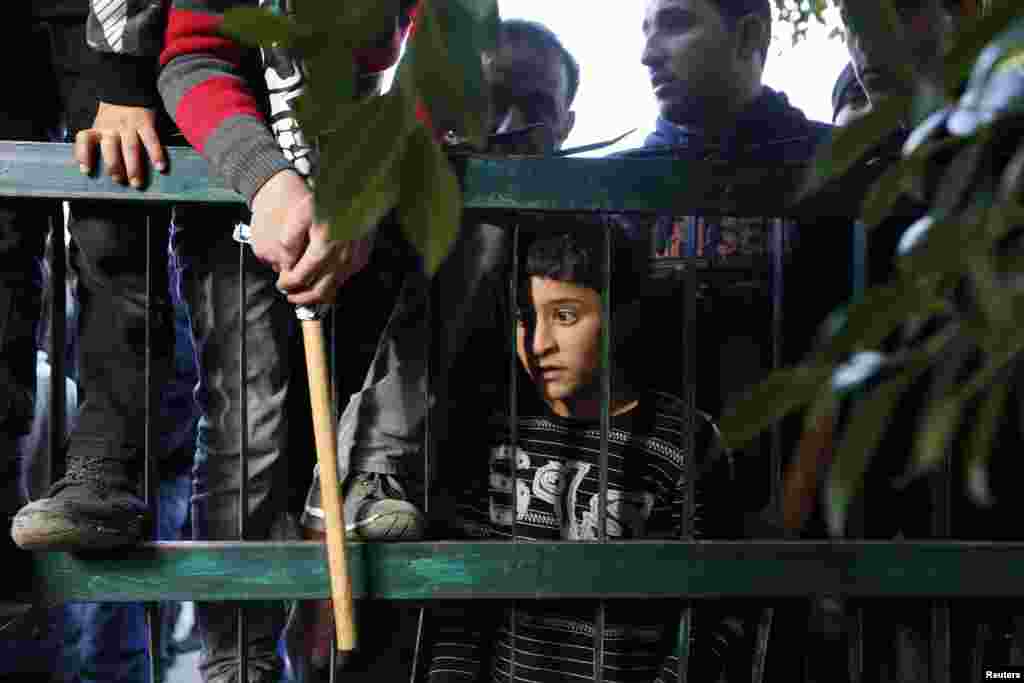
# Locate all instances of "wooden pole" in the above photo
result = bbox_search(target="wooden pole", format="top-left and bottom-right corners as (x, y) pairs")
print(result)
(302, 318), (357, 652)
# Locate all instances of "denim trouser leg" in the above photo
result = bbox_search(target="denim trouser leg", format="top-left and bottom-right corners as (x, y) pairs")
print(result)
(339, 222), (508, 477)
(65, 473), (192, 683)
(175, 207), (292, 682)
(66, 201), (174, 475)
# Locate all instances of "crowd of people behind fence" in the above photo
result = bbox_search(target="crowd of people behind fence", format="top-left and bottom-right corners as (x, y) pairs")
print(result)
(2, 0), (1019, 682)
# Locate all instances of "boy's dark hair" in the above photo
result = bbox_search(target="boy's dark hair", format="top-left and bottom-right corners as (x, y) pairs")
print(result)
(522, 215), (648, 310)
(712, 0), (773, 64)
(500, 18), (581, 107)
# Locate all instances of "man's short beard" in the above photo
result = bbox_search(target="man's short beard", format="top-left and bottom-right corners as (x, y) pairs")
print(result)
(661, 92), (723, 128)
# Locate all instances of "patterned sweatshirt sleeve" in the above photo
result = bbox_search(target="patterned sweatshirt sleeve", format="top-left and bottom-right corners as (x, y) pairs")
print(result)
(157, 1), (415, 205)
(157, 1), (291, 205)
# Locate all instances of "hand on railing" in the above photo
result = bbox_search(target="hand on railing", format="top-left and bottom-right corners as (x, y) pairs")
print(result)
(249, 168), (373, 306)
(73, 102), (168, 188)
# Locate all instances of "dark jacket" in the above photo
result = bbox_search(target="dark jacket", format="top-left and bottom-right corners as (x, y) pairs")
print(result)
(635, 87), (831, 163)
(24, 1), (163, 111)
(617, 87), (849, 388)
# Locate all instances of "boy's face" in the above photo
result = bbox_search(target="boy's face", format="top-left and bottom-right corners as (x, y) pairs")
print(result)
(517, 276), (604, 415)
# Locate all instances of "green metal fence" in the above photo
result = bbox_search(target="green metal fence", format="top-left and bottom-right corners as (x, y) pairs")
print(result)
(5, 140), (1019, 683)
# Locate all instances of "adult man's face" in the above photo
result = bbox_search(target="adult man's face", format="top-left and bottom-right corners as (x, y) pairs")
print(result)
(839, 0), (954, 105)
(641, 0), (746, 126)
(485, 35), (576, 154)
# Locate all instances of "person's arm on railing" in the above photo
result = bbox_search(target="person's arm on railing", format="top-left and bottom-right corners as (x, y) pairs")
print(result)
(156, 1), (408, 303)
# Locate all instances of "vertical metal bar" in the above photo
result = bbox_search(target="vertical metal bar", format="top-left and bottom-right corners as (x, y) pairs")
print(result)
(592, 219), (612, 683)
(237, 240), (249, 682)
(931, 449), (951, 683)
(752, 609), (773, 683)
(847, 220), (868, 683)
(144, 215), (161, 683)
(676, 257), (696, 683)
(972, 621), (990, 683)
(410, 610), (426, 683)
(848, 602), (864, 683)
(768, 218), (784, 515)
(411, 271), (434, 683)
(47, 209), (65, 490)
(508, 224), (520, 682)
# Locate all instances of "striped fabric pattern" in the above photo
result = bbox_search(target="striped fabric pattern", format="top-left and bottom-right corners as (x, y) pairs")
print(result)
(157, 1), (413, 203)
(426, 393), (744, 682)
(92, 0), (127, 50)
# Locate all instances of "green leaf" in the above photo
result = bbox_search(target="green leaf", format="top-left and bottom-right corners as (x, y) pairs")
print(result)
(908, 337), (975, 479)
(860, 159), (914, 229)
(299, 47), (357, 135)
(398, 126), (463, 276)
(998, 142), (1024, 203)
(220, 6), (310, 47)
(315, 91), (412, 243)
(816, 281), (943, 364)
(826, 344), (942, 536)
(897, 213), (967, 283)
(800, 94), (909, 199)
(299, 0), (396, 49)
(719, 365), (833, 451)
(964, 374), (1013, 508)
(948, 7), (1024, 98)
(403, 0), (499, 148)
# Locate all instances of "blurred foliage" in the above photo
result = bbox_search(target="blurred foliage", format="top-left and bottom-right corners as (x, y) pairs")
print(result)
(773, 0), (833, 45)
(222, 0), (500, 275)
(722, 0), (1024, 536)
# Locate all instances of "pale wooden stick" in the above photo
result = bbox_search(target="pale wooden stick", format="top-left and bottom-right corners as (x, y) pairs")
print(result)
(302, 319), (357, 652)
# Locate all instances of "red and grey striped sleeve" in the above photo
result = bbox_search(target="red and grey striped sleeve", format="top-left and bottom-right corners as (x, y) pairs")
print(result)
(158, 0), (415, 205)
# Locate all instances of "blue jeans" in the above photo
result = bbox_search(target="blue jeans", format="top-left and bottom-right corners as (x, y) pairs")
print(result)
(172, 205), (294, 683)
(62, 473), (192, 683)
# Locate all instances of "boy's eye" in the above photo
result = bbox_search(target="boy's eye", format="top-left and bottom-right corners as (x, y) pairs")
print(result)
(554, 308), (578, 324)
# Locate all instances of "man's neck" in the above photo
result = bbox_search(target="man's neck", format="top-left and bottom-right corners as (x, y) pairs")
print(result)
(666, 84), (765, 140)
(549, 385), (641, 420)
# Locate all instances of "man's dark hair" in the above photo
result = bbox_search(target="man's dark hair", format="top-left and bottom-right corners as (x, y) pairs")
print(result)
(500, 18), (581, 107)
(712, 0), (773, 64)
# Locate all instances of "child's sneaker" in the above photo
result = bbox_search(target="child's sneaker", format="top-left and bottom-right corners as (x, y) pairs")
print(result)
(10, 439), (149, 551)
(303, 471), (425, 541)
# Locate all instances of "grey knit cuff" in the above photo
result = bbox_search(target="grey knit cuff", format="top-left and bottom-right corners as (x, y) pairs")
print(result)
(205, 116), (294, 207)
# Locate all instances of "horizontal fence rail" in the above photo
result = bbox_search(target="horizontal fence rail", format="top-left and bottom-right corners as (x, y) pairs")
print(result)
(30, 541), (1024, 604)
(0, 141), (870, 217)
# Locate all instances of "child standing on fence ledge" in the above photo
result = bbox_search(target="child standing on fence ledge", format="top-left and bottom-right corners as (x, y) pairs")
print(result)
(423, 216), (755, 682)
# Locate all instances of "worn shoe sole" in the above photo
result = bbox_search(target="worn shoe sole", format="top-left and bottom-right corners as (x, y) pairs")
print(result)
(11, 500), (146, 552)
(347, 498), (425, 541)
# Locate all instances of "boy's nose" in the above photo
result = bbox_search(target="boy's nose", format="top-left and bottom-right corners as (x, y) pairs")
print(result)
(531, 320), (556, 357)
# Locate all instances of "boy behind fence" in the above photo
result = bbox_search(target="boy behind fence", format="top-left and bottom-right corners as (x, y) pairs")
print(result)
(424, 216), (755, 682)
